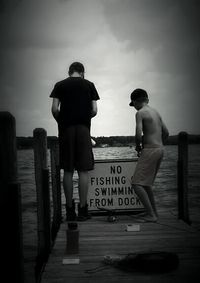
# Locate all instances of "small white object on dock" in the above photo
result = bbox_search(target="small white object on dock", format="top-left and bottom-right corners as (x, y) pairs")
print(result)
(62, 258), (80, 264)
(126, 224), (140, 232)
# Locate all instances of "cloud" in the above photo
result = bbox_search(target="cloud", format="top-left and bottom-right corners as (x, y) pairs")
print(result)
(104, 0), (200, 72)
(0, 0), (106, 50)
(0, 0), (199, 136)
(102, 0), (200, 133)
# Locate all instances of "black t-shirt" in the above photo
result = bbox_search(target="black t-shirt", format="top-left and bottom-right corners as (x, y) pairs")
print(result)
(50, 77), (100, 128)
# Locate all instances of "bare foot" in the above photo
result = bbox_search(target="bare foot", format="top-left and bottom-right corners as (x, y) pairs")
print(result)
(131, 212), (147, 218)
(139, 215), (158, 223)
(137, 212), (148, 217)
(154, 211), (159, 218)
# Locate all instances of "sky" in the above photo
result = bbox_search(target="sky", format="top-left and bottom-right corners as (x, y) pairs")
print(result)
(0, 0), (200, 137)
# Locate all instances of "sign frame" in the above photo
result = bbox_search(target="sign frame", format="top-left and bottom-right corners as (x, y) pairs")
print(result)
(87, 158), (144, 213)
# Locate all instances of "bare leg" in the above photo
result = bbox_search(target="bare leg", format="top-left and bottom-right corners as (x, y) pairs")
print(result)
(133, 185), (157, 221)
(78, 171), (89, 207)
(63, 171), (74, 207)
(144, 186), (158, 217)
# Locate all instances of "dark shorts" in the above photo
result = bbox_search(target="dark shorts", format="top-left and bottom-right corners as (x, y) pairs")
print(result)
(58, 124), (94, 172)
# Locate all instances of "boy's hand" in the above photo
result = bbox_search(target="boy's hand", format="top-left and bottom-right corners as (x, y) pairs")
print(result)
(136, 151), (141, 157)
(135, 145), (142, 157)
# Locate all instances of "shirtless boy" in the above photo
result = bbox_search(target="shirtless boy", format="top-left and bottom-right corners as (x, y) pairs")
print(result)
(129, 88), (169, 222)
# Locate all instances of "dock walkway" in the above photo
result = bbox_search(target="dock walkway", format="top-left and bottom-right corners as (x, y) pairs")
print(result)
(41, 212), (200, 283)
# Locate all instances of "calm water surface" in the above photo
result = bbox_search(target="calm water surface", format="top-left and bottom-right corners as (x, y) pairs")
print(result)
(18, 145), (200, 214)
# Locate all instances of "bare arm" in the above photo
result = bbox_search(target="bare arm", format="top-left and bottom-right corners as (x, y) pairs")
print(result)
(135, 111), (143, 154)
(91, 100), (98, 117)
(51, 98), (60, 121)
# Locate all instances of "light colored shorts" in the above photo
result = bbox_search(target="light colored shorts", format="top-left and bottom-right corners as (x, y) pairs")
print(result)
(131, 145), (164, 187)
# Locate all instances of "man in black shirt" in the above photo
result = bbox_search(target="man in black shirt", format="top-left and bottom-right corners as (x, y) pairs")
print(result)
(50, 62), (100, 221)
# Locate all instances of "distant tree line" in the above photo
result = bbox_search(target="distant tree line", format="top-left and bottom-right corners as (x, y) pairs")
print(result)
(17, 134), (200, 149)
(92, 136), (134, 147)
(92, 135), (200, 147)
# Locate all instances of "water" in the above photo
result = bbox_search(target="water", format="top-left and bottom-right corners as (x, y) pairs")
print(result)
(17, 145), (200, 282)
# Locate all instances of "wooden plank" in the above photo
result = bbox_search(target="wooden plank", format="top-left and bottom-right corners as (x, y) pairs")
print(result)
(33, 128), (51, 279)
(0, 112), (24, 282)
(177, 132), (190, 223)
(50, 139), (62, 240)
(41, 212), (200, 283)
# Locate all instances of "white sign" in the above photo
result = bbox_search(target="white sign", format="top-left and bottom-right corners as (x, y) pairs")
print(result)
(88, 159), (143, 211)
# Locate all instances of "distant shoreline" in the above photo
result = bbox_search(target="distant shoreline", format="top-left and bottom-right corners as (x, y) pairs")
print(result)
(17, 134), (200, 149)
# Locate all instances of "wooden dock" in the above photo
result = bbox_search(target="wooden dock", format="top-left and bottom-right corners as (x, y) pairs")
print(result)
(41, 212), (200, 283)
(1, 112), (199, 282)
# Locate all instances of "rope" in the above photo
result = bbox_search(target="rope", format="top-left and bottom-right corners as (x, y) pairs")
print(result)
(84, 265), (111, 274)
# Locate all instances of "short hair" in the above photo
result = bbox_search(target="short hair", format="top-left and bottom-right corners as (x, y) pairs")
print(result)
(130, 88), (148, 102)
(68, 62), (85, 76)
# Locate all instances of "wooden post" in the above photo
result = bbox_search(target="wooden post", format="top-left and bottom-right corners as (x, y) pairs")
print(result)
(0, 112), (24, 282)
(42, 168), (51, 252)
(177, 131), (190, 224)
(33, 128), (51, 279)
(50, 138), (62, 242)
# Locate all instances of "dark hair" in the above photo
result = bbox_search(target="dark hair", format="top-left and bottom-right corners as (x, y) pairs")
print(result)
(130, 88), (148, 102)
(68, 62), (85, 76)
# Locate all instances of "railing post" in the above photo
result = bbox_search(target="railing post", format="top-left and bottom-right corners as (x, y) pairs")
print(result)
(33, 128), (51, 280)
(50, 138), (62, 242)
(177, 131), (190, 224)
(0, 112), (24, 282)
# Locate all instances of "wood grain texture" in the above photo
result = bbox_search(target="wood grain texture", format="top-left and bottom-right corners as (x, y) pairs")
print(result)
(41, 213), (200, 283)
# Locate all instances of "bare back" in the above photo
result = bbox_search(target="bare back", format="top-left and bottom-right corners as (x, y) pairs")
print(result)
(139, 105), (163, 146)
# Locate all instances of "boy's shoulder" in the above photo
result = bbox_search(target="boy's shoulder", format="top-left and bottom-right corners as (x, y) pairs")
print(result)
(137, 105), (152, 115)
(138, 106), (161, 119)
